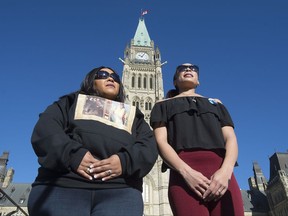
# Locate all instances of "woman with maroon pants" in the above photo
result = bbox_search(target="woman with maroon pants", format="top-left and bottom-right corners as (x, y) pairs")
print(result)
(150, 63), (244, 216)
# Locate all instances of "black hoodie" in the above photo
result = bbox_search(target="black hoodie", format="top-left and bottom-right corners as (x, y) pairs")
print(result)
(31, 92), (158, 192)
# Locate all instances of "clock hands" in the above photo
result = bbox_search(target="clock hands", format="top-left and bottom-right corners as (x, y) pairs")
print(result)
(136, 52), (148, 60)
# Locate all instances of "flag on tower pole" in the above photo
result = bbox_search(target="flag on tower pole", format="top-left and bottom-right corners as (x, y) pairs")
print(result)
(141, 10), (148, 16)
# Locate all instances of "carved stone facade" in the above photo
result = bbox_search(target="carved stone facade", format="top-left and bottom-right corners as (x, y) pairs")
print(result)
(265, 153), (288, 216)
(242, 152), (288, 216)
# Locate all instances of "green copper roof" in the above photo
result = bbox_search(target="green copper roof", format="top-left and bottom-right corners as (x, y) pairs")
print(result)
(133, 18), (151, 47)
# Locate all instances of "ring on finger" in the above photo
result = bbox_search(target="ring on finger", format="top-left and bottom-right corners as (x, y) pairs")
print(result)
(106, 170), (112, 175)
(86, 167), (90, 173)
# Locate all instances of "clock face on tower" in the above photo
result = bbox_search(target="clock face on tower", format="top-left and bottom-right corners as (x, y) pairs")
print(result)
(135, 52), (149, 60)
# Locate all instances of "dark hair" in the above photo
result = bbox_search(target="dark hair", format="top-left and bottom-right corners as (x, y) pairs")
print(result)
(80, 66), (125, 102)
(165, 89), (179, 98)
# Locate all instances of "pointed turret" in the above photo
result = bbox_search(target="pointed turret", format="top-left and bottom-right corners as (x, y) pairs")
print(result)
(0, 152), (9, 183)
(133, 18), (151, 47)
(252, 161), (267, 191)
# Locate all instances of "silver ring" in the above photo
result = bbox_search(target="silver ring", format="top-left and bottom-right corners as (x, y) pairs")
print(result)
(106, 170), (112, 175)
(86, 167), (90, 173)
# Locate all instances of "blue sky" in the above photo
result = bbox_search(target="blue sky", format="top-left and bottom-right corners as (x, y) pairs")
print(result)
(1, 0), (287, 190)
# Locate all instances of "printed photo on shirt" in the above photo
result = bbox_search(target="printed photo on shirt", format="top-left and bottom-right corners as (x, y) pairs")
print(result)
(74, 94), (136, 133)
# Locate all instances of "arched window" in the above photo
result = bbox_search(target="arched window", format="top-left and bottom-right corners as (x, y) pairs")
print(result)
(132, 97), (141, 109)
(145, 98), (153, 110)
(143, 77), (147, 89)
(132, 76), (135, 88)
(138, 75), (141, 88)
(149, 76), (153, 89)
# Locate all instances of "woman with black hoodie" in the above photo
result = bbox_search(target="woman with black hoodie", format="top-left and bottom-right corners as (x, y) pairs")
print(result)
(28, 66), (158, 216)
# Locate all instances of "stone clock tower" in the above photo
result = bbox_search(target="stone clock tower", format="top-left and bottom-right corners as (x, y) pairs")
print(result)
(120, 17), (166, 122)
(119, 17), (172, 216)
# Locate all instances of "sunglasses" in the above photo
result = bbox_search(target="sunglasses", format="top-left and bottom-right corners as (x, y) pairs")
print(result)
(176, 65), (199, 73)
(95, 70), (121, 84)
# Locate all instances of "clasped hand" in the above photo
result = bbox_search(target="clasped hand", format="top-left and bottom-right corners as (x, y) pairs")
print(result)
(77, 152), (122, 181)
(184, 168), (230, 202)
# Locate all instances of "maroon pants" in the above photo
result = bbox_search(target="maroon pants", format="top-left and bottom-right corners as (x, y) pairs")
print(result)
(168, 150), (244, 216)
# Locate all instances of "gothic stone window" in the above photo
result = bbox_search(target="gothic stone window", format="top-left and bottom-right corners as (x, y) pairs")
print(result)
(132, 75), (135, 88)
(149, 75), (153, 90)
(138, 74), (142, 88)
(143, 76), (147, 89)
(145, 98), (153, 111)
(132, 96), (141, 109)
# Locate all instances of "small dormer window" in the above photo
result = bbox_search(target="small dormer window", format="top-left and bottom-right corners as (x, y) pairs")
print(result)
(19, 198), (25, 204)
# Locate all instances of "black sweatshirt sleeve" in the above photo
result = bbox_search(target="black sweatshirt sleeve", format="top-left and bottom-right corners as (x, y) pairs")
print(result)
(31, 96), (88, 172)
(117, 108), (158, 178)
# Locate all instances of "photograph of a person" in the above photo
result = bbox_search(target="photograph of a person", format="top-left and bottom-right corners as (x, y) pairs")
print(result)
(83, 95), (104, 117)
(110, 102), (128, 126)
(75, 94), (134, 133)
